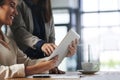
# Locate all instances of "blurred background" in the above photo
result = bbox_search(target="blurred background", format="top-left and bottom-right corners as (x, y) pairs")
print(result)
(2, 0), (120, 72)
(51, 0), (120, 71)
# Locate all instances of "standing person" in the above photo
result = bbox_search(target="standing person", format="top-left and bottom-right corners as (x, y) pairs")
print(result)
(9, 0), (57, 59)
(7, 0), (78, 74)
(0, 0), (58, 79)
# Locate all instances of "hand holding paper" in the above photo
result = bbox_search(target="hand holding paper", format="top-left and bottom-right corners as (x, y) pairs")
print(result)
(67, 39), (79, 57)
(46, 29), (80, 66)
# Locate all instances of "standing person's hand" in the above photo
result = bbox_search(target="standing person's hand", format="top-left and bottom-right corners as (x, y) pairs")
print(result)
(41, 43), (57, 56)
(25, 56), (58, 75)
(66, 39), (79, 57)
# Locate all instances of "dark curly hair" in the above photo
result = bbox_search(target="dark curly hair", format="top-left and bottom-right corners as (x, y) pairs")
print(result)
(0, 0), (4, 6)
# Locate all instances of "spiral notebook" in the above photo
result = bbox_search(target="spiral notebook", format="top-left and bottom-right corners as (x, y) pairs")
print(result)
(46, 29), (80, 66)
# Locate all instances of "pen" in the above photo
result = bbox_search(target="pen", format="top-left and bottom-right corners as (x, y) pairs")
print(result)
(33, 75), (50, 78)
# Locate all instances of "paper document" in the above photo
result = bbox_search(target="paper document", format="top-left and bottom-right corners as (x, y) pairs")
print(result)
(46, 29), (80, 66)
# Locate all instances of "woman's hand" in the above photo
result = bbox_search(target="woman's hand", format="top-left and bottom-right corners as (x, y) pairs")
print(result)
(66, 39), (79, 57)
(25, 56), (58, 75)
(41, 43), (57, 56)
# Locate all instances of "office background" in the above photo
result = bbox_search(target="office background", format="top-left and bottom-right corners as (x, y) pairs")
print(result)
(1, 0), (120, 72)
(51, 0), (120, 71)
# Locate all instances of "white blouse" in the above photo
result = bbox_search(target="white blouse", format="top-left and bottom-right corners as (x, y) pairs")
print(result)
(0, 34), (41, 79)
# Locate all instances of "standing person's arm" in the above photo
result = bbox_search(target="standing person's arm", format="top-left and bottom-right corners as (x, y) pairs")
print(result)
(47, 17), (56, 43)
(42, 17), (56, 56)
(9, 1), (41, 49)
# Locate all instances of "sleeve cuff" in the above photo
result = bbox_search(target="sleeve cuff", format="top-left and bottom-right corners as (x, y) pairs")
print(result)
(35, 40), (46, 51)
(9, 64), (25, 78)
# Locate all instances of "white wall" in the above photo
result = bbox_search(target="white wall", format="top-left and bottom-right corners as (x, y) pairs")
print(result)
(51, 0), (78, 9)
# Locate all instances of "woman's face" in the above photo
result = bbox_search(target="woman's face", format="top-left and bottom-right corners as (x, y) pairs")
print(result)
(0, 0), (18, 26)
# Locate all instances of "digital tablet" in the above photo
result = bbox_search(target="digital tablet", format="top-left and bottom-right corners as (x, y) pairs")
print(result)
(46, 29), (80, 66)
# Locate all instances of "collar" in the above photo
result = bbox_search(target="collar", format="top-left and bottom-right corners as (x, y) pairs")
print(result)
(3, 33), (10, 44)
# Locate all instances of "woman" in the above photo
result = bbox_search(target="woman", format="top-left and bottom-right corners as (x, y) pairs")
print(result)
(8, 0), (78, 74)
(9, 0), (77, 59)
(0, 0), (58, 79)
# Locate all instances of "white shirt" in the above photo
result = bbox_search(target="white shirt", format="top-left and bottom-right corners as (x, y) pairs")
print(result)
(0, 34), (42, 79)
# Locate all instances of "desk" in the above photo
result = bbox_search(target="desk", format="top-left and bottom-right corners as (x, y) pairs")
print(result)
(81, 71), (120, 80)
(6, 72), (80, 80)
(6, 78), (80, 80)
(6, 71), (120, 80)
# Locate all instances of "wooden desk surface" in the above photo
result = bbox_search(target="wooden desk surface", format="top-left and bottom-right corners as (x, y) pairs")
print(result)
(6, 71), (120, 80)
(6, 78), (80, 80)
(6, 71), (80, 80)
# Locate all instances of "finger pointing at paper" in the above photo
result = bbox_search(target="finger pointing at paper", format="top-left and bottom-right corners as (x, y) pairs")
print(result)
(41, 43), (57, 56)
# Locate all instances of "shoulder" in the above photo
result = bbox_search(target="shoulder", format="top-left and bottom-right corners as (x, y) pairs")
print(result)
(18, 0), (23, 6)
(18, 0), (30, 11)
(17, 0), (32, 19)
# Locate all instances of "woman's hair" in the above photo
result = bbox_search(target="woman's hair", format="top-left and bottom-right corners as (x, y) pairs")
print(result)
(38, 0), (52, 23)
(0, 0), (4, 6)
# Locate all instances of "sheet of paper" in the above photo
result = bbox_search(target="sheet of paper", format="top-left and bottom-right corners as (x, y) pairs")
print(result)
(46, 29), (80, 66)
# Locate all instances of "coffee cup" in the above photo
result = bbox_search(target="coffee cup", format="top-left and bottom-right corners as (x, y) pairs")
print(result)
(81, 62), (100, 71)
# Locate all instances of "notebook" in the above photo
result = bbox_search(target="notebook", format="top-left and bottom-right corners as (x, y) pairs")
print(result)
(46, 29), (80, 66)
